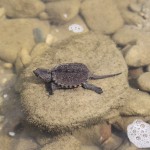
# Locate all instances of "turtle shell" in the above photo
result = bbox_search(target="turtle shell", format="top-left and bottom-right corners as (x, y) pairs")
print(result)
(51, 63), (89, 88)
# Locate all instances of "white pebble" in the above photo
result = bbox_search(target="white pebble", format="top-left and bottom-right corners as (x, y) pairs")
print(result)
(3, 94), (8, 99)
(46, 34), (54, 45)
(2, 78), (7, 84)
(68, 24), (84, 33)
(63, 13), (68, 18)
(127, 119), (150, 148)
(8, 131), (15, 137)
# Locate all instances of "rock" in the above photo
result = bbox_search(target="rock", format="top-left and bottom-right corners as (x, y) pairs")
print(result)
(33, 28), (45, 44)
(8, 131), (16, 137)
(0, 7), (6, 19)
(41, 135), (81, 150)
(42, 0), (72, 2)
(46, 34), (56, 45)
(137, 1), (150, 31)
(15, 48), (31, 73)
(18, 32), (128, 133)
(80, 0), (124, 34)
(30, 43), (50, 58)
(49, 16), (89, 43)
(128, 67), (143, 89)
(120, 9), (143, 25)
(81, 145), (100, 150)
(115, 0), (150, 31)
(35, 133), (53, 147)
(146, 65), (150, 72)
(0, 115), (4, 123)
(114, 0), (136, 9)
(116, 138), (138, 150)
(113, 26), (142, 46)
(113, 26), (150, 67)
(113, 101), (150, 133)
(115, 0), (144, 25)
(0, 19), (50, 63)
(14, 138), (38, 150)
(127, 119), (150, 148)
(0, 115), (4, 131)
(35, 126), (100, 150)
(128, 67), (143, 79)
(101, 134), (123, 150)
(0, 134), (13, 150)
(121, 88), (150, 116)
(73, 123), (111, 145)
(0, 96), (3, 112)
(124, 36), (150, 67)
(129, 3), (142, 13)
(15, 43), (50, 73)
(3, 63), (13, 69)
(1, 90), (24, 135)
(99, 123), (111, 143)
(0, 0), (45, 18)
(137, 72), (150, 92)
(45, 0), (80, 24)
(39, 12), (49, 20)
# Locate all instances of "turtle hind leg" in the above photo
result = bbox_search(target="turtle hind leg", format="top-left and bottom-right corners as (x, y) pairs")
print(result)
(82, 82), (103, 94)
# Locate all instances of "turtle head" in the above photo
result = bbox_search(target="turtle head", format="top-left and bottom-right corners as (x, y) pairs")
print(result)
(33, 68), (52, 82)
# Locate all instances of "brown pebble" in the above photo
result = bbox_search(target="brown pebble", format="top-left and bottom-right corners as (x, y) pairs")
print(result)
(128, 67), (143, 79)
(101, 134), (123, 149)
(99, 123), (112, 143)
(3, 63), (13, 69)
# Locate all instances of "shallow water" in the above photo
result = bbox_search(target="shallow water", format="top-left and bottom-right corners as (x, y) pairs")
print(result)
(0, 0), (150, 150)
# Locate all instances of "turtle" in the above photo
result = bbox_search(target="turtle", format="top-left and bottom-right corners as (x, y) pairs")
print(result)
(33, 63), (121, 95)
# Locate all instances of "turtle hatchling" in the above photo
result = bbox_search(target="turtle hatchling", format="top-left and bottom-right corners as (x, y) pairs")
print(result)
(33, 63), (121, 95)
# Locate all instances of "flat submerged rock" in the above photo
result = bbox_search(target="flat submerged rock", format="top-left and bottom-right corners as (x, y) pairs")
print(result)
(0, 19), (50, 63)
(19, 32), (128, 133)
(80, 0), (123, 34)
(41, 135), (81, 150)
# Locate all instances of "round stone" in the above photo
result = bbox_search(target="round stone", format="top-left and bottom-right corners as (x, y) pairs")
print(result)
(18, 32), (128, 133)
(138, 72), (150, 92)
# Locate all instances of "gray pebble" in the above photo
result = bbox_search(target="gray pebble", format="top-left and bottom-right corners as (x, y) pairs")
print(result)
(138, 72), (150, 91)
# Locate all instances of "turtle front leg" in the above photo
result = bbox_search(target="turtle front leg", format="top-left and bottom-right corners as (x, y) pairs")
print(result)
(82, 82), (103, 94)
(45, 82), (59, 95)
